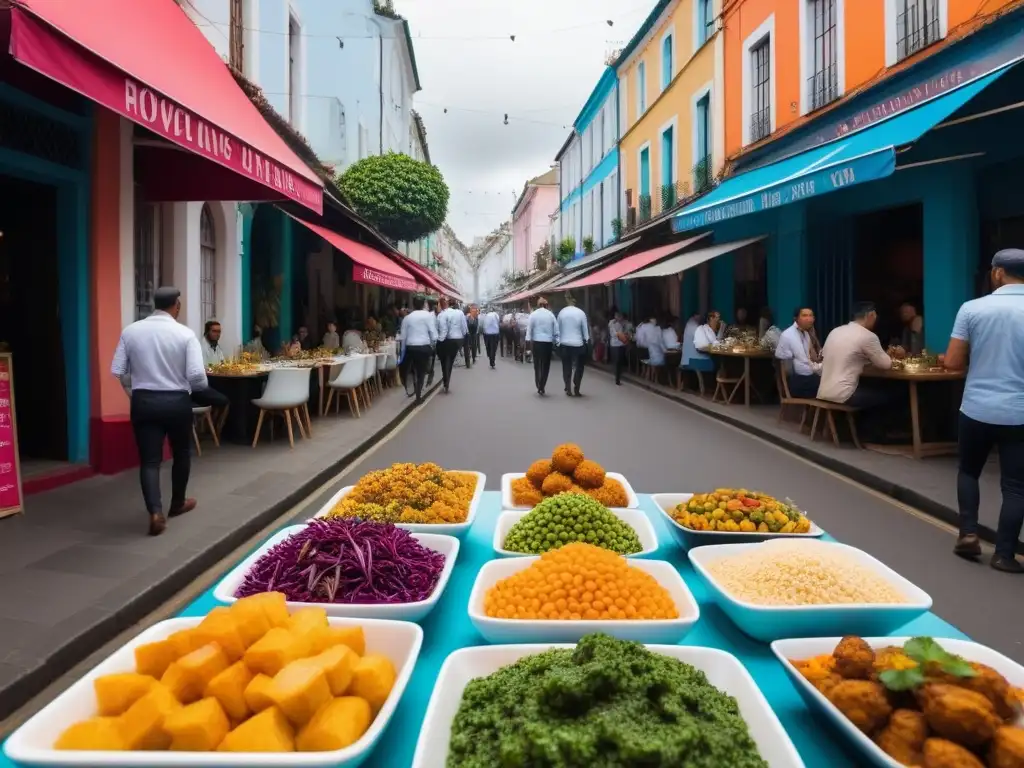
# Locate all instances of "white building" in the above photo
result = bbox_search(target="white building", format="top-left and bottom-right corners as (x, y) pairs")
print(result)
(472, 223), (513, 303)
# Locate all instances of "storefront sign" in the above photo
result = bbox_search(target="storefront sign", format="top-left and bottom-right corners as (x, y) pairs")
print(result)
(352, 265), (418, 293)
(673, 150), (895, 232)
(0, 355), (23, 519)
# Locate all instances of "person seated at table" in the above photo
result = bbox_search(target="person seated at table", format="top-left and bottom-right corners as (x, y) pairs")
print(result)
(341, 325), (363, 353)
(296, 325), (314, 351)
(757, 307), (775, 339)
(724, 307), (755, 337)
(322, 321), (340, 350)
(775, 307), (821, 398)
(643, 321), (667, 382)
(244, 325), (270, 360)
(635, 314), (659, 364)
(689, 311), (721, 374)
(662, 316), (681, 352)
(200, 320), (226, 368)
(898, 302), (924, 355)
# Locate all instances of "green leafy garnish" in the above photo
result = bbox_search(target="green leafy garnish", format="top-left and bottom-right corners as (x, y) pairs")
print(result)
(879, 667), (926, 691)
(903, 637), (977, 678)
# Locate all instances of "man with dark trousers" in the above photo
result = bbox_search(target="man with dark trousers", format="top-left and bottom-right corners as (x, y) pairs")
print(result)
(111, 286), (206, 536)
(556, 295), (590, 396)
(481, 306), (501, 368)
(436, 298), (468, 393)
(399, 296), (437, 405)
(463, 306), (478, 368)
(526, 297), (558, 395)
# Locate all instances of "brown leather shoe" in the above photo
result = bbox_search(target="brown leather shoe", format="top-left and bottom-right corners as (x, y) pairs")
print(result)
(168, 498), (197, 518)
(991, 555), (1024, 574)
(148, 513), (167, 536)
(953, 534), (981, 559)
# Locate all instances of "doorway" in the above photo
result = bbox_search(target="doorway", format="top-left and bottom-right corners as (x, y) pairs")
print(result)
(0, 173), (67, 462)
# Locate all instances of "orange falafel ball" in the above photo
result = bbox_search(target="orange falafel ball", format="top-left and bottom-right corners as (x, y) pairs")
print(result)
(586, 477), (629, 507)
(525, 459), (553, 489)
(551, 443), (585, 474)
(541, 472), (574, 496)
(511, 477), (544, 507)
(573, 459), (606, 489)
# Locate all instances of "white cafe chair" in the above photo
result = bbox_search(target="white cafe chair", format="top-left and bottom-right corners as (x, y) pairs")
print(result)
(191, 406), (218, 456)
(375, 352), (388, 391)
(360, 354), (377, 406)
(384, 349), (399, 387)
(251, 367), (312, 448)
(324, 358), (364, 418)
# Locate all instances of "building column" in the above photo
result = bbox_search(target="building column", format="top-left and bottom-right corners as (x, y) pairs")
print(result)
(923, 167), (977, 350)
(769, 204), (808, 324)
(275, 209), (294, 344)
(167, 202), (202, 335)
(239, 203), (254, 342)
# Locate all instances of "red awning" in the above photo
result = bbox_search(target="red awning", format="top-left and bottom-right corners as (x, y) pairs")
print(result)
(557, 234), (710, 291)
(286, 214), (418, 292)
(7, 0), (323, 213)
(397, 256), (452, 296)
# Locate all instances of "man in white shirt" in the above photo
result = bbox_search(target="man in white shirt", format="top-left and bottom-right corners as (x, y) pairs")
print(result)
(515, 306), (530, 363)
(775, 307), (822, 398)
(110, 286), (207, 536)
(194, 320), (230, 436)
(500, 311), (514, 358)
(526, 297), (559, 395)
(689, 311), (721, 374)
(200, 320), (226, 367)
(322, 321), (340, 350)
(636, 316), (658, 358)
(608, 308), (629, 385)
(481, 307), (501, 368)
(399, 296), (438, 404)
(681, 313), (701, 367)
(557, 296), (590, 396)
(436, 298), (469, 393)
(662, 320), (681, 351)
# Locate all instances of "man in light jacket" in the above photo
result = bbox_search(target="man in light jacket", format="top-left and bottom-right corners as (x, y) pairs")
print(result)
(526, 297), (559, 395)
(557, 296), (591, 397)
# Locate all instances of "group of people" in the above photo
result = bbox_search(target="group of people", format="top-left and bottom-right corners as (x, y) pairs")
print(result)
(397, 297), (483, 403)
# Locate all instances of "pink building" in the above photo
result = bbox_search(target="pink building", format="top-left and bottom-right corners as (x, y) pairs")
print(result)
(511, 168), (559, 273)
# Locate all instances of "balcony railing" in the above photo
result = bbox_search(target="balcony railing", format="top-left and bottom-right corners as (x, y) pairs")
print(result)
(808, 64), (839, 111)
(638, 195), (652, 223)
(750, 107), (771, 143)
(896, 2), (940, 61)
(693, 154), (715, 195)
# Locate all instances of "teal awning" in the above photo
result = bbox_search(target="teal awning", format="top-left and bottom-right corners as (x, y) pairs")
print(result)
(672, 68), (1006, 233)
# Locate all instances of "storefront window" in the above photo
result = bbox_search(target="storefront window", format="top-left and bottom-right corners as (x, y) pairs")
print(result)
(200, 203), (216, 322)
(134, 200), (158, 320)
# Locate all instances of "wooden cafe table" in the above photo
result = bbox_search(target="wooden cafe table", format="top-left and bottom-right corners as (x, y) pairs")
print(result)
(861, 366), (966, 459)
(708, 347), (775, 407)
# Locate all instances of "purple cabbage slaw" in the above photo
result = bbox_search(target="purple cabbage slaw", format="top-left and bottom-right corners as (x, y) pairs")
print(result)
(234, 518), (447, 604)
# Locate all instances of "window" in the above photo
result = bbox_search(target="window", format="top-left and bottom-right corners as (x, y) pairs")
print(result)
(200, 204), (217, 323)
(809, 0), (838, 110)
(598, 182), (605, 246)
(638, 146), (651, 222)
(750, 39), (772, 142)
(229, 0), (244, 71)
(134, 198), (158, 320)
(637, 62), (647, 114)
(596, 110), (605, 163)
(288, 14), (301, 127)
(697, 0), (714, 46)
(661, 125), (675, 210)
(694, 94), (713, 192)
(662, 33), (674, 90)
(897, 0), (940, 61)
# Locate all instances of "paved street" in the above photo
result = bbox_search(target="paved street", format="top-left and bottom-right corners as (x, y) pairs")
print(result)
(343, 355), (1024, 662)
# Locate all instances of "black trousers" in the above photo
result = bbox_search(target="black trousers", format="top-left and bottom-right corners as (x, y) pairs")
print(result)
(533, 341), (554, 392)
(787, 373), (819, 399)
(612, 346), (627, 383)
(484, 333), (499, 366)
(958, 413), (1024, 559)
(438, 338), (462, 388)
(131, 390), (193, 515)
(561, 344), (587, 393)
(464, 332), (478, 364)
(405, 345), (432, 400)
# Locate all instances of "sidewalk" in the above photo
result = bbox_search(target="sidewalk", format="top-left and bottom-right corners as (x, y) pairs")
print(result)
(0, 383), (433, 720)
(594, 364), (1012, 548)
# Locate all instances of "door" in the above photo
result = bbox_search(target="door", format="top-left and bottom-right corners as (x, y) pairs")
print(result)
(639, 148), (650, 196)
(661, 126), (675, 208)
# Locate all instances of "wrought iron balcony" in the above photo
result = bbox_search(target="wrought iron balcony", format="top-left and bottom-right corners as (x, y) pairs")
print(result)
(693, 154), (715, 195)
(896, 2), (940, 61)
(638, 195), (652, 223)
(750, 107), (771, 143)
(808, 64), (839, 111)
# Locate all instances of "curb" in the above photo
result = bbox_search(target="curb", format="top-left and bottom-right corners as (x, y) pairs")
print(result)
(0, 382), (440, 722)
(590, 364), (1014, 554)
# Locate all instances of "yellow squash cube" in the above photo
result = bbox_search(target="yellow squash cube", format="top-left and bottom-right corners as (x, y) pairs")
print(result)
(165, 643), (230, 703)
(234, 591), (290, 628)
(118, 683), (181, 750)
(321, 626), (365, 656)
(204, 661), (253, 721)
(268, 660), (332, 726)
(244, 627), (306, 677)
(311, 645), (357, 696)
(228, 599), (272, 646)
(54, 717), (125, 751)
(348, 654), (397, 713)
(243, 673), (276, 714)
(288, 607), (330, 656)
(134, 639), (177, 678)
(94, 673), (155, 716)
(217, 706), (295, 752)
(296, 696), (372, 752)
(163, 697), (230, 751)
(195, 613), (246, 662)
(167, 629), (206, 659)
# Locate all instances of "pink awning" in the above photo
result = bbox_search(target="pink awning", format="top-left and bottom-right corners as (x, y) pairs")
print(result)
(557, 234), (710, 291)
(7, 0), (323, 213)
(286, 214), (418, 292)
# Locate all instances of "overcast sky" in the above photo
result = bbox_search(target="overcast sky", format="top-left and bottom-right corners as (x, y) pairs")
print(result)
(393, 0), (653, 244)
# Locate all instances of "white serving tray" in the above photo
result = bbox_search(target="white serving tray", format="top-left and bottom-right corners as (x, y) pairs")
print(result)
(410, 644), (804, 768)
(467, 556), (699, 644)
(310, 471), (486, 537)
(491, 508), (658, 558)
(500, 472), (639, 509)
(771, 636), (1024, 768)
(212, 525), (459, 622)
(650, 493), (825, 550)
(688, 540), (933, 643)
(4, 616), (423, 767)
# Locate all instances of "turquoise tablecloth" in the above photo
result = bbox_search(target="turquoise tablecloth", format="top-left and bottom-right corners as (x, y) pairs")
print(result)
(2, 492), (968, 767)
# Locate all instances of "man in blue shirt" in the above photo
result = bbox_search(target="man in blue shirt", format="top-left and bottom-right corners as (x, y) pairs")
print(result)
(526, 297), (558, 395)
(557, 295), (590, 397)
(946, 248), (1024, 573)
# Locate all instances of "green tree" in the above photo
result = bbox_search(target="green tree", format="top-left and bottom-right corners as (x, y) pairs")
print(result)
(336, 152), (449, 242)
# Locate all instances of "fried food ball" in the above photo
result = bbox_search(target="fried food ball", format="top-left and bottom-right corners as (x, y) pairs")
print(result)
(826, 680), (893, 735)
(875, 646), (919, 675)
(540, 472), (574, 497)
(834, 635), (876, 680)
(876, 709), (928, 766)
(511, 477), (544, 507)
(917, 683), (1002, 748)
(551, 443), (585, 474)
(572, 459), (606, 489)
(525, 459), (553, 489)
(989, 727), (1024, 768)
(586, 478), (629, 508)
(945, 663), (1017, 721)
(922, 738), (985, 768)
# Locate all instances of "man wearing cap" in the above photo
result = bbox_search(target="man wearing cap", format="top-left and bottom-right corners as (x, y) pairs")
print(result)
(111, 286), (207, 536)
(526, 297), (559, 395)
(946, 248), (1024, 573)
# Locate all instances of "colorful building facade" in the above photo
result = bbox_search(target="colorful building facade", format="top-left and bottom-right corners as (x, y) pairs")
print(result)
(512, 168), (559, 273)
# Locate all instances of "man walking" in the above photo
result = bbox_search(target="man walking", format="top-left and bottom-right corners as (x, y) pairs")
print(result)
(437, 298), (468, 393)
(481, 306), (501, 368)
(557, 295), (590, 397)
(526, 297), (558, 395)
(400, 296), (437, 405)
(111, 286), (206, 536)
(946, 248), (1024, 573)
(608, 308), (629, 385)
(464, 306), (479, 367)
